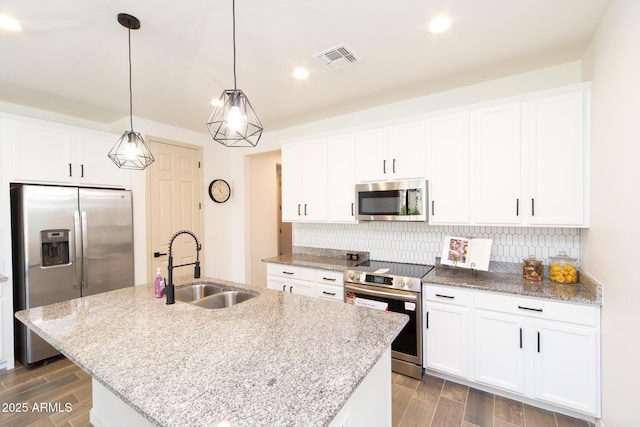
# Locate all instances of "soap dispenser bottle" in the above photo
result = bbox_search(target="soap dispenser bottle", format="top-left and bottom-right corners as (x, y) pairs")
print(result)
(154, 268), (165, 298)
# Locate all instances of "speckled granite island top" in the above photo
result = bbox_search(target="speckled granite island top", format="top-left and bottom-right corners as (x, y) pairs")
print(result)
(15, 276), (408, 427)
(424, 266), (602, 306)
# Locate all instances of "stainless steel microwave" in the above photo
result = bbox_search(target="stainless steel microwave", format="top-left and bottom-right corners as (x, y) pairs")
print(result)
(355, 180), (428, 221)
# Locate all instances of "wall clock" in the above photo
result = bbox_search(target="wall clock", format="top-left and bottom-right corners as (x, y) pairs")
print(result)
(209, 179), (231, 203)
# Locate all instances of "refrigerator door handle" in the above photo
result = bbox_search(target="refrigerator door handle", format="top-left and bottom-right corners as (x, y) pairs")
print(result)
(73, 211), (81, 289)
(81, 211), (88, 289)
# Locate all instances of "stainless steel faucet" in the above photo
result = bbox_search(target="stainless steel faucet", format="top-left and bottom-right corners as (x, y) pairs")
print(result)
(165, 230), (201, 305)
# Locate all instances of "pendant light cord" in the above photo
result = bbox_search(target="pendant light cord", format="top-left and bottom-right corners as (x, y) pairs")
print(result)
(128, 25), (134, 132)
(232, 0), (237, 91)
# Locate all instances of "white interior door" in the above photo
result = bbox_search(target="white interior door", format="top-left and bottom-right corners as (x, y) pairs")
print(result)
(147, 138), (203, 282)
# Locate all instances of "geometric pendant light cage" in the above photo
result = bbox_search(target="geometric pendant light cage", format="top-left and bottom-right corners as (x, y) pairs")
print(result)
(206, 0), (263, 147)
(108, 13), (155, 170)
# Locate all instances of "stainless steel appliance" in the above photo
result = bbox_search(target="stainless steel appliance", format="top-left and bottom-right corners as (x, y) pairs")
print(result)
(355, 180), (427, 222)
(11, 184), (134, 366)
(344, 261), (433, 379)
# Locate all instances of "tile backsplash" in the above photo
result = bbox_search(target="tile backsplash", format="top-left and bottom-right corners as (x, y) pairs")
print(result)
(293, 223), (580, 266)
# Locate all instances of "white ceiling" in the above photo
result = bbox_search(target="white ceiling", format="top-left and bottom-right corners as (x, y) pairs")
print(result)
(0, 0), (611, 133)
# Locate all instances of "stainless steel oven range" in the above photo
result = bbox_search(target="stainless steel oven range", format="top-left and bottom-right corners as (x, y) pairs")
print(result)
(344, 261), (434, 379)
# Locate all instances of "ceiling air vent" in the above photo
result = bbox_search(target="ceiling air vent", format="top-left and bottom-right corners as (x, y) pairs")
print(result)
(313, 44), (360, 71)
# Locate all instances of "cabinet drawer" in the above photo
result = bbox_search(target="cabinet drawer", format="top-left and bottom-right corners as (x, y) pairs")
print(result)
(316, 283), (344, 302)
(474, 291), (597, 326)
(317, 270), (343, 285)
(423, 284), (470, 306)
(266, 263), (316, 281)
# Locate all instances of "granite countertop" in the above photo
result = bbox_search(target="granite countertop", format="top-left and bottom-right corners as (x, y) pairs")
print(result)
(263, 253), (364, 272)
(424, 266), (602, 306)
(15, 275), (407, 427)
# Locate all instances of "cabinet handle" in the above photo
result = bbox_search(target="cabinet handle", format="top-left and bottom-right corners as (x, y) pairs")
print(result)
(383, 159), (387, 174)
(516, 198), (519, 216)
(304, 204), (308, 215)
(537, 331), (541, 353)
(425, 312), (429, 329)
(81, 164), (85, 178)
(289, 286), (293, 293)
(297, 204), (301, 216)
(519, 327), (523, 349)
(69, 163), (72, 177)
(431, 200), (435, 216)
(282, 271), (294, 275)
(392, 158), (396, 173)
(153, 251), (167, 258)
(518, 305), (543, 312)
(322, 277), (336, 282)
(351, 203), (354, 216)
(531, 198), (535, 216)
(282, 284), (286, 292)
(435, 293), (454, 299)
(322, 291), (336, 296)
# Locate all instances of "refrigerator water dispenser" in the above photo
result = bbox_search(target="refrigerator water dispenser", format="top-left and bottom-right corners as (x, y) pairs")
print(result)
(40, 229), (70, 267)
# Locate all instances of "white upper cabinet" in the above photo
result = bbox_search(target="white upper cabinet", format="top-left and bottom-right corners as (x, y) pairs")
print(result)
(356, 120), (426, 182)
(282, 139), (328, 222)
(327, 134), (357, 222)
(428, 112), (471, 224)
(389, 120), (427, 180)
(8, 117), (130, 188)
(471, 102), (522, 225)
(279, 83), (590, 227)
(10, 119), (74, 184)
(355, 127), (388, 182)
(524, 90), (587, 226)
(75, 131), (131, 188)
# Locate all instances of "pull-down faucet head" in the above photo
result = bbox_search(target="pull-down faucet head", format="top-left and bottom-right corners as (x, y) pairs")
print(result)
(165, 230), (202, 305)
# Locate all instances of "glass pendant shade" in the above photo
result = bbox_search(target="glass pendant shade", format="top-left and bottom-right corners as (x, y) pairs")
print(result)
(108, 130), (155, 170)
(207, 89), (263, 147)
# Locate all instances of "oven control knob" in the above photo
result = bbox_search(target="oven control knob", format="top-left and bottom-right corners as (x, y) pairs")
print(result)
(349, 273), (356, 281)
(397, 278), (405, 287)
(406, 281), (414, 289)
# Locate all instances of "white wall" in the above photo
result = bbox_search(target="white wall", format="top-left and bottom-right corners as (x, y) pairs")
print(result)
(580, 0), (640, 424)
(258, 62), (583, 146)
(246, 151), (281, 287)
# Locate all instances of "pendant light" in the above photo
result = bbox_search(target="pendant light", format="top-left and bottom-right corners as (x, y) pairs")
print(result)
(108, 13), (155, 170)
(206, 0), (263, 147)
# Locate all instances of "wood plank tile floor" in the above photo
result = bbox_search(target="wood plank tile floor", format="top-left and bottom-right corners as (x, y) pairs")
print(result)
(1, 356), (596, 427)
(0, 356), (92, 427)
(392, 372), (596, 427)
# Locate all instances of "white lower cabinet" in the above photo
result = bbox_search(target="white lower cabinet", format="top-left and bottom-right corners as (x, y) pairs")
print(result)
(534, 320), (598, 414)
(423, 284), (600, 418)
(473, 309), (526, 394)
(423, 286), (469, 378)
(315, 270), (344, 302)
(266, 264), (315, 296)
(266, 264), (344, 301)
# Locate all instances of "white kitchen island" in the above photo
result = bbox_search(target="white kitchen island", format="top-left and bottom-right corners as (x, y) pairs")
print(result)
(15, 276), (407, 427)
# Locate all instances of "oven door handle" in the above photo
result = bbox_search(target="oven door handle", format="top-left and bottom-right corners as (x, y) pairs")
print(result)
(344, 283), (419, 303)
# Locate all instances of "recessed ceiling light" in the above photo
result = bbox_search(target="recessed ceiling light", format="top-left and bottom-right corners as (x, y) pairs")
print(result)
(293, 68), (309, 80)
(0, 14), (22, 32)
(429, 15), (451, 33)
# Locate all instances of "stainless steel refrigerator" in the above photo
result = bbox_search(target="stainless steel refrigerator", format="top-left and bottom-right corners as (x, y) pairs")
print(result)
(11, 184), (134, 366)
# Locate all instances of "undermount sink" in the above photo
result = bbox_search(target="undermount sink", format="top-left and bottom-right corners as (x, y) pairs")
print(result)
(193, 291), (257, 309)
(174, 282), (258, 309)
(174, 283), (224, 302)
